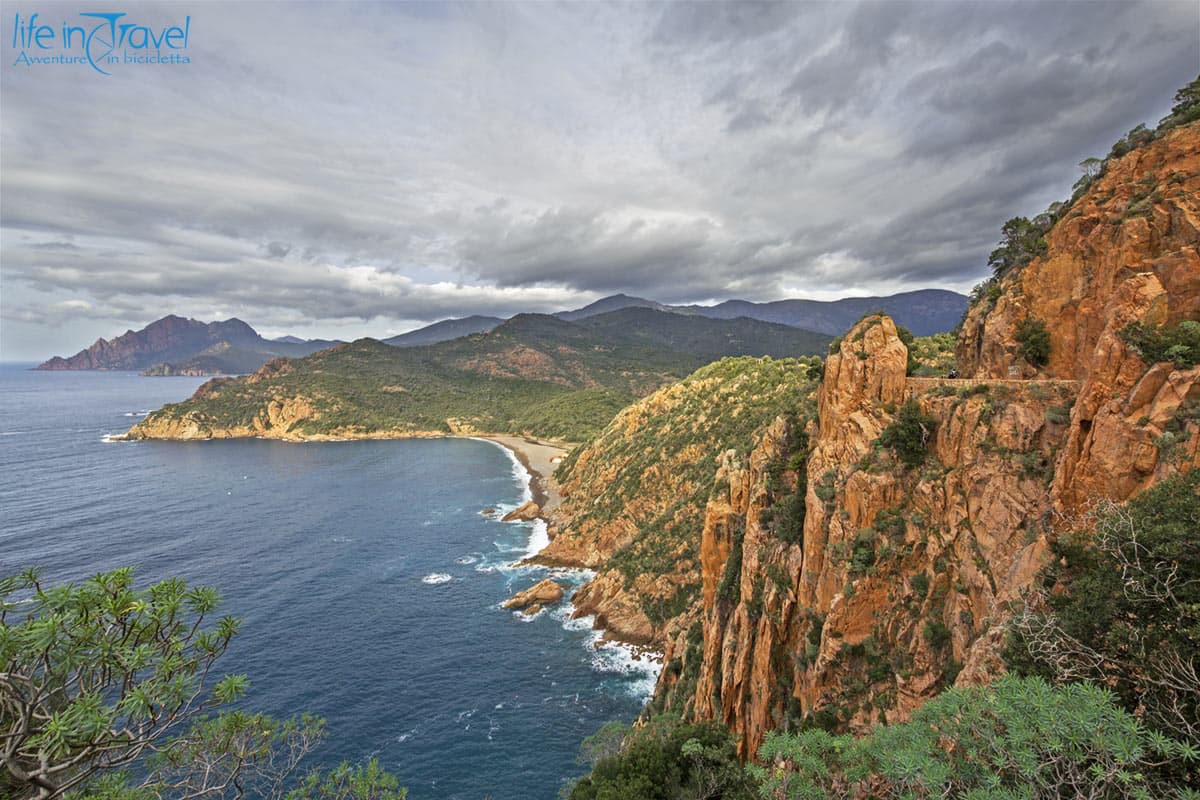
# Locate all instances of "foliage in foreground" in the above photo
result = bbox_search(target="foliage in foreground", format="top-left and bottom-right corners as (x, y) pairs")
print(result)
(0, 568), (404, 800)
(568, 716), (753, 800)
(1007, 470), (1200, 787)
(751, 675), (1193, 800)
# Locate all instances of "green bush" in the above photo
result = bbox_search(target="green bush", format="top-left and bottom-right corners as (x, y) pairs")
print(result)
(1015, 317), (1051, 366)
(0, 567), (406, 800)
(876, 400), (937, 469)
(1119, 319), (1200, 369)
(751, 676), (1194, 800)
(1159, 76), (1200, 131)
(569, 717), (754, 800)
(988, 216), (1050, 277)
(922, 620), (951, 651)
(1007, 471), (1200, 769)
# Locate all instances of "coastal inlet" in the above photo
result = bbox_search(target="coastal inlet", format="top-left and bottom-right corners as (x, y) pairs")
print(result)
(0, 366), (660, 800)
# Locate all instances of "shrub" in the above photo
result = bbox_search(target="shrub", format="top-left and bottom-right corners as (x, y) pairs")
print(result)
(751, 676), (1194, 800)
(569, 717), (754, 800)
(894, 325), (919, 376)
(922, 620), (951, 651)
(1015, 317), (1051, 366)
(1119, 319), (1200, 369)
(876, 400), (937, 469)
(988, 216), (1050, 277)
(0, 567), (406, 800)
(1044, 405), (1071, 425)
(1159, 76), (1200, 130)
(1007, 471), (1200, 787)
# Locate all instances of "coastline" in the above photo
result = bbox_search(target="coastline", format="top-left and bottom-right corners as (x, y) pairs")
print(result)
(474, 434), (567, 514)
(479, 436), (666, 694)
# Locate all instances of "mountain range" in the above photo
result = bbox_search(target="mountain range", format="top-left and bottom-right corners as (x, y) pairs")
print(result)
(123, 309), (834, 442)
(38, 289), (966, 376)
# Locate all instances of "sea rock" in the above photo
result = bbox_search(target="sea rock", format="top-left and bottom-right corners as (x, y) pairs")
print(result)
(502, 579), (564, 610)
(502, 501), (541, 521)
(522, 604), (543, 616)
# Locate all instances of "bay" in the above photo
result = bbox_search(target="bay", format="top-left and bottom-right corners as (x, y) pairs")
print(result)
(0, 364), (657, 800)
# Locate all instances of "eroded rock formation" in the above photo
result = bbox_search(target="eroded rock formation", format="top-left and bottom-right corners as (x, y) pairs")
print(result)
(651, 123), (1200, 758)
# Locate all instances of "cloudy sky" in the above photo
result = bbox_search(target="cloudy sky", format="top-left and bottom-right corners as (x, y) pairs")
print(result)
(1, 0), (1197, 360)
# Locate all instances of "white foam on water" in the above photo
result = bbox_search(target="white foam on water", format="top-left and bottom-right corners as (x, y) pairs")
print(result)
(455, 555), (477, 565)
(469, 437), (532, 504)
(421, 573), (453, 585)
(521, 519), (550, 559)
(512, 608), (544, 622)
(552, 608), (663, 702)
(467, 437), (663, 701)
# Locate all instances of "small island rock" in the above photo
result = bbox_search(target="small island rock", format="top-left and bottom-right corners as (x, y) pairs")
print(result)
(502, 579), (565, 610)
(501, 501), (541, 522)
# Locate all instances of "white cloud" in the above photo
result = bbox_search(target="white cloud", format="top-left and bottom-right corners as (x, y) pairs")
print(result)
(1, 0), (1196, 359)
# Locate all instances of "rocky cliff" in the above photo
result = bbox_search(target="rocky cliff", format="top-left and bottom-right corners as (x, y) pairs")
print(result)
(958, 122), (1200, 511)
(538, 357), (822, 645)
(638, 122), (1200, 758)
(653, 316), (1077, 756)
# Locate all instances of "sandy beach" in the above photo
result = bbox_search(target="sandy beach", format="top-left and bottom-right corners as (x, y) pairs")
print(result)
(479, 434), (570, 514)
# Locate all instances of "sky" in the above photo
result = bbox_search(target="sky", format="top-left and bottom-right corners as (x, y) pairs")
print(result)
(1, 0), (1197, 360)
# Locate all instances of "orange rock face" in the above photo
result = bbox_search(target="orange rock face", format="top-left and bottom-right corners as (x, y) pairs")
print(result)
(958, 123), (1200, 512)
(651, 123), (1200, 760)
(656, 317), (1076, 757)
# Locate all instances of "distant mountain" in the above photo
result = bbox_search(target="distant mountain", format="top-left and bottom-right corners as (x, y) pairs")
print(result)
(577, 307), (831, 360)
(37, 315), (339, 375)
(555, 294), (677, 321)
(383, 315), (504, 347)
(550, 290), (966, 336)
(44, 289), (963, 375)
(680, 289), (968, 337)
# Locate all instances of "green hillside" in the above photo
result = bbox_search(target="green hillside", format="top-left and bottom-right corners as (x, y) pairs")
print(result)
(131, 311), (832, 442)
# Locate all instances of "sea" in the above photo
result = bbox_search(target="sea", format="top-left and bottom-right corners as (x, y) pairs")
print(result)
(0, 364), (659, 800)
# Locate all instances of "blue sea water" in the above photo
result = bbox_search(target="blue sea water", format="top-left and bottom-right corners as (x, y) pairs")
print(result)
(0, 364), (658, 799)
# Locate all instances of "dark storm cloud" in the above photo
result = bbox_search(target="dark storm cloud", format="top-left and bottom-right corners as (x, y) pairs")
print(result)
(1, 0), (1197, 358)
